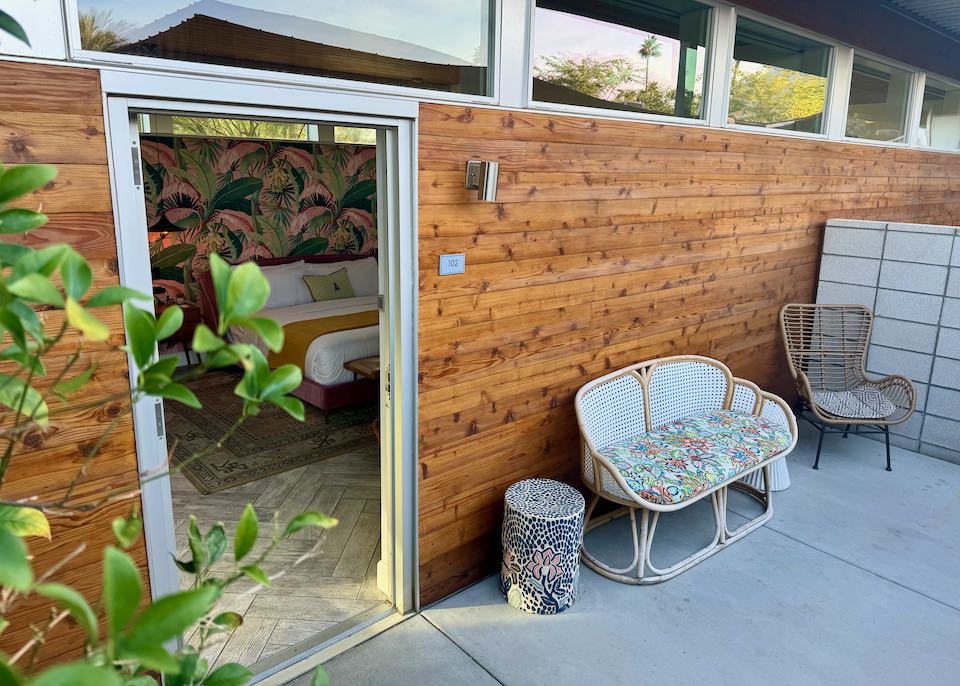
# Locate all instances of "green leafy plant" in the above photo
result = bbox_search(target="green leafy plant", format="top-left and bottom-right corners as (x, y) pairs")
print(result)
(0, 161), (334, 683)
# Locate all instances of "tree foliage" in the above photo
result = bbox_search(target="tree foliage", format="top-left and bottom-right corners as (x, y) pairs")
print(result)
(78, 10), (132, 52)
(536, 55), (639, 101)
(728, 64), (827, 127)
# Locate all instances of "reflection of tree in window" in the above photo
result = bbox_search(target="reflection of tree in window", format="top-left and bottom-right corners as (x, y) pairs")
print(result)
(728, 65), (827, 129)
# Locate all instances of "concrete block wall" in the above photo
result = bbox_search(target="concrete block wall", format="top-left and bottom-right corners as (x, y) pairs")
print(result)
(817, 219), (960, 463)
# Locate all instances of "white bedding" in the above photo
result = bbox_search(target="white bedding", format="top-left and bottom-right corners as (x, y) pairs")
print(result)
(229, 295), (379, 386)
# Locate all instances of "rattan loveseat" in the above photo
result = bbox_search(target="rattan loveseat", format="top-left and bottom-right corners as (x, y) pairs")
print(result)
(574, 355), (798, 584)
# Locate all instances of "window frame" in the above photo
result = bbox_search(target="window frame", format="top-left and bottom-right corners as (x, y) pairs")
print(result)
(63, 0), (504, 105)
(841, 49), (924, 148)
(722, 9), (838, 140)
(524, 0), (722, 127)
(911, 71), (960, 151)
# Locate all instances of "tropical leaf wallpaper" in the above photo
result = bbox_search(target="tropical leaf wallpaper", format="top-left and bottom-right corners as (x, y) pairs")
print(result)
(140, 136), (377, 303)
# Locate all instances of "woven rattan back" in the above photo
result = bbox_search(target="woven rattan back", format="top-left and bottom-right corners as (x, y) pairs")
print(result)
(780, 304), (873, 392)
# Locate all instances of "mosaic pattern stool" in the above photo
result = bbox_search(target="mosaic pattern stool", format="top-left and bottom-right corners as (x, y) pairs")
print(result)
(499, 478), (585, 614)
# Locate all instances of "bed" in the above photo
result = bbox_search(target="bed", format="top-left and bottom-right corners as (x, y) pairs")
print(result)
(197, 254), (379, 417)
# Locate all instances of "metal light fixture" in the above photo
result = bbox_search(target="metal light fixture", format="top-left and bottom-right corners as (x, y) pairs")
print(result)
(465, 160), (499, 202)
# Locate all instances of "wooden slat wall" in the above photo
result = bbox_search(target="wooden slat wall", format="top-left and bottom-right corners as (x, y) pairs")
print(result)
(0, 63), (147, 664)
(416, 103), (960, 605)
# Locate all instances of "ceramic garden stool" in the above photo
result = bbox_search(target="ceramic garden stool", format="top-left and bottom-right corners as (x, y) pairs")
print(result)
(499, 478), (585, 614)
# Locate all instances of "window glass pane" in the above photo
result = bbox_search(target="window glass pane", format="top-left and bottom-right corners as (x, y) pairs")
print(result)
(728, 17), (830, 134)
(75, 1), (493, 95)
(532, 0), (711, 119)
(845, 55), (912, 142)
(918, 76), (960, 152)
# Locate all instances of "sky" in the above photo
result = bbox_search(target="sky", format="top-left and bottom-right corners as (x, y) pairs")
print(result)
(533, 8), (701, 90)
(78, 0), (488, 63)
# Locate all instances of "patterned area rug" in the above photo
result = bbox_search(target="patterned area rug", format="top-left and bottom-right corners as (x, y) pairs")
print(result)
(167, 371), (376, 494)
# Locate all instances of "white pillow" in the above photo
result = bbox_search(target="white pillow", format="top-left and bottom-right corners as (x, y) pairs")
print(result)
(304, 257), (379, 297)
(258, 261), (312, 309)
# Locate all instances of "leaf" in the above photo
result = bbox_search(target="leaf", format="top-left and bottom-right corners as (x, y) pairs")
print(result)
(260, 365), (302, 401)
(204, 523), (227, 565)
(0, 657), (22, 686)
(33, 583), (98, 642)
(60, 251), (92, 301)
(0, 504), (49, 538)
(270, 394), (305, 421)
(240, 565), (270, 587)
(187, 516), (207, 573)
(151, 243), (197, 271)
(8, 274), (63, 307)
(233, 505), (258, 562)
(115, 642), (179, 674)
(309, 666), (331, 686)
(0, 165), (56, 205)
(0, 373), (48, 427)
(124, 585), (220, 647)
(224, 262), (268, 321)
(234, 317), (283, 352)
(210, 177), (263, 213)
(0, 208), (47, 234)
(0, 527), (32, 590)
(155, 306), (184, 341)
(11, 244), (66, 280)
(202, 663), (252, 686)
(339, 179), (376, 211)
(283, 512), (338, 538)
(66, 298), (109, 342)
(123, 303), (157, 368)
(111, 510), (142, 549)
(0, 242), (30, 267)
(124, 677), (160, 686)
(0, 10), (29, 46)
(52, 363), (97, 400)
(86, 286), (151, 308)
(103, 546), (142, 639)
(147, 381), (200, 409)
(288, 237), (329, 257)
(191, 324), (223, 354)
(210, 611), (243, 632)
(30, 663), (121, 686)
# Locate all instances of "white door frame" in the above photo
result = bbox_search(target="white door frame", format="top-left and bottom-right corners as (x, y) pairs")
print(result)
(101, 72), (420, 620)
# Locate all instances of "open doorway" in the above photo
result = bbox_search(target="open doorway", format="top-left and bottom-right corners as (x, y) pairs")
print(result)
(104, 93), (417, 683)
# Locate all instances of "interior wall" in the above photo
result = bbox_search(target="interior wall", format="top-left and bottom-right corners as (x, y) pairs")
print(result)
(140, 136), (377, 304)
(0, 62), (148, 663)
(416, 103), (960, 605)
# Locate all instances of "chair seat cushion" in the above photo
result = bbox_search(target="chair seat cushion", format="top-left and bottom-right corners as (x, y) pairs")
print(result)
(811, 385), (897, 419)
(598, 410), (792, 506)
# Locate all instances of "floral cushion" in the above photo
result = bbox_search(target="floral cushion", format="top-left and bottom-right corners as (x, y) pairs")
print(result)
(598, 410), (792, 506)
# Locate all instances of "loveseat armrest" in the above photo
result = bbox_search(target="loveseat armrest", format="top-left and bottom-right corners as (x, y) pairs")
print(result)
(758, 391), (799, 450)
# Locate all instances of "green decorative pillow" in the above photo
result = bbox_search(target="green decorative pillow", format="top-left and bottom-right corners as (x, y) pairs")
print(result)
(303, 269), (355, 301)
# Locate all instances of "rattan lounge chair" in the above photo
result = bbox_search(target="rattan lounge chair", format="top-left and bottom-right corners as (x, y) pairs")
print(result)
(575, 355), (797, 584)
(779, 304), (916, 471)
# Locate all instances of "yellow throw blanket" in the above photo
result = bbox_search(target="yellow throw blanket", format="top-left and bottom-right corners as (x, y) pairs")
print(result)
(267, 310), (379, 370)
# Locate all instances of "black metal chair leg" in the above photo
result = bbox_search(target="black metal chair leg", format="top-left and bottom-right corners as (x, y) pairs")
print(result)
(813, 425), (825, 470)
(843, 423), (850, 438)
(884, 426), (892, 471)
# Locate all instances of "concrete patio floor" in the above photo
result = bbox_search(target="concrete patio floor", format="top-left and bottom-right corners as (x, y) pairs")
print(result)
(311, 422), (960, 685)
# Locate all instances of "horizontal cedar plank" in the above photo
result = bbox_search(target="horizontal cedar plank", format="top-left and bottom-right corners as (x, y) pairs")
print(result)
(419, 189), (960, 239)
(417, 259), (818, 393)
(4, 62), (103, 116)
(420, 169), (959, 205)
(418, 248), (816, 365)
(419, 228), (819, 304)
(0, 111), (107, 165)
(419, 104), (960, 168)
(2, 499), (148, 666)
(18, 213), (118, 258)
(419, 301), (803, 453)
(7, 163), (113, 214)
(418, 271), (814, 411)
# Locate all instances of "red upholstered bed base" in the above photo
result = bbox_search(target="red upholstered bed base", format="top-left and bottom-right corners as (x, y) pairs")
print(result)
(195, 254), (378, 415)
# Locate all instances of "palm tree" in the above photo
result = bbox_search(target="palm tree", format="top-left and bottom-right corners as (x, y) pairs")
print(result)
(638, 34), (663, 87)
(78, 10), (132, 52)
